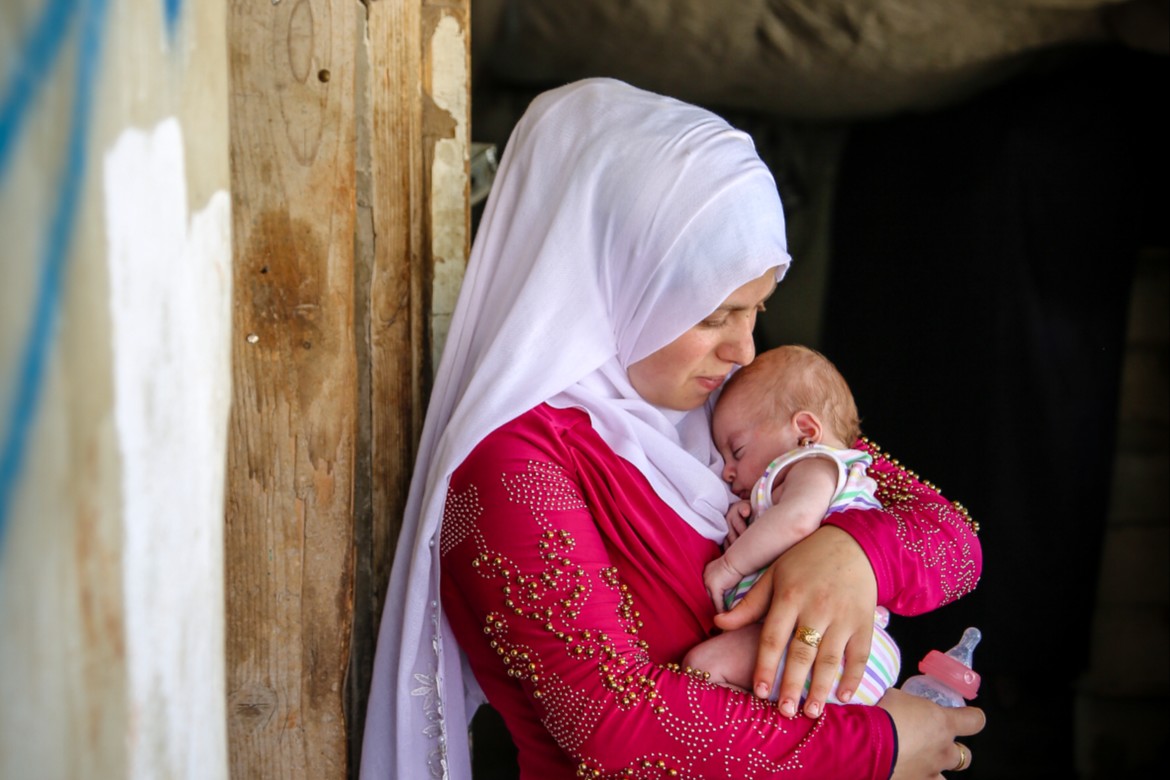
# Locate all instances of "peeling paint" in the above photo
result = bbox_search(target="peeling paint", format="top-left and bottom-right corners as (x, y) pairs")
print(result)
(427, 12), (468, 368)
(104, 117), (231, 780)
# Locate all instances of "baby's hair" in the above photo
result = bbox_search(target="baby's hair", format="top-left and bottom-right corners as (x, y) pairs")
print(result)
(721, 345), (862, 445)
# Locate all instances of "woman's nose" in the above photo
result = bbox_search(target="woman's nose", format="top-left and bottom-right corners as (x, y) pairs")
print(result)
(722, 319), (756, 366)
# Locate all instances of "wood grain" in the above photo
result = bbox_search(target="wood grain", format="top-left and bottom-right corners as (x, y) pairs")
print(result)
(349, 2), (469, 772)
(226, 2), (358, 777)
(226, 1), (469, 775)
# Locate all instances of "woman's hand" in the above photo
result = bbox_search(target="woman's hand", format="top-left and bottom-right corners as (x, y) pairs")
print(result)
(713, 525), (876, 718)
(880, 688), (986, 777)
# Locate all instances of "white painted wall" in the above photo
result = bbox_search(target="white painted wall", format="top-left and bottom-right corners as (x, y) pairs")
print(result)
(1, 2), (231, 777)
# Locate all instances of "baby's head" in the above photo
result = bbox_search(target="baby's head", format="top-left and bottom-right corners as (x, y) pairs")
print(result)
(713, 345), (861, 497)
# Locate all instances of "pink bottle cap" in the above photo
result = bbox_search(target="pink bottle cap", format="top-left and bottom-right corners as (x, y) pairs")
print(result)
(918, 650), (981, 700)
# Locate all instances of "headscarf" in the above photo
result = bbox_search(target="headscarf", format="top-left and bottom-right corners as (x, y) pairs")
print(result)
(360, 78), (790, 780)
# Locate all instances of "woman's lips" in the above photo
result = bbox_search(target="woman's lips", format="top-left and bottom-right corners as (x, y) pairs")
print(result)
(696, 375), (723, 393)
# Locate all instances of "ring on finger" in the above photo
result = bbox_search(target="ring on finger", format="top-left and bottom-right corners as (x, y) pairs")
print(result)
(795, 626), (822, 648)
(952, 743), (969, 772)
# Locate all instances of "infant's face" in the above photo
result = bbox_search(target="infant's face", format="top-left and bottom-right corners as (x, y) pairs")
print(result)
(713, 394), (803, 498)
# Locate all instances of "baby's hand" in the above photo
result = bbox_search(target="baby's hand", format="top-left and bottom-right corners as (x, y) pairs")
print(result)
(724, 500), (752, 546)
(704, 556), (745, 614)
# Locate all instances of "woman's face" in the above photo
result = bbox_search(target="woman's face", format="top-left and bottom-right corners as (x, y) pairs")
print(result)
(628, 269), (778, 411)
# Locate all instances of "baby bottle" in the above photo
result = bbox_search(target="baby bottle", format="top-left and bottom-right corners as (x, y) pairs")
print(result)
(900, 627), (982, 707)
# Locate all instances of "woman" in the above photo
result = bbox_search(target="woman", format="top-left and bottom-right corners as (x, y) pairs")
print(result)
(362, 78), (984, 779)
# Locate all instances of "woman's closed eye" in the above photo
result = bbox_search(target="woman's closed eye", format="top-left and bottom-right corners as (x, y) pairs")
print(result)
(700, 302), (766, 330)
(699, 314), (730, 329)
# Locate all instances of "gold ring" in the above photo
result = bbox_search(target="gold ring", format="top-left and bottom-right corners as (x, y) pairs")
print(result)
(795, 626), (822, 648)
(953, 743), (968, 772)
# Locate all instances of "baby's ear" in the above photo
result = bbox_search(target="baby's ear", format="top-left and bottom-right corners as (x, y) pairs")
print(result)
(792, 411), (823, 445)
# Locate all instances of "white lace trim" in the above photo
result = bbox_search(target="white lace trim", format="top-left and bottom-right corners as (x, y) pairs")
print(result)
(410, 598), (450, 778)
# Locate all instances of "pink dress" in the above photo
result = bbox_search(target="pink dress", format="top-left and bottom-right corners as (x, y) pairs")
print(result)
(439, 404), (981, 779)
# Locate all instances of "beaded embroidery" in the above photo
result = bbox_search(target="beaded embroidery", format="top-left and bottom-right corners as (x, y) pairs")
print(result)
(858, 438), (981, 604)
(859, 437), (980, 534)
(441, 430), (980, 777)
(452, 460), (819, 778)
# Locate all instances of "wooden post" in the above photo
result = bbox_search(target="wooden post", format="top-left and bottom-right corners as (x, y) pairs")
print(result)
(225, 1), (469, 777)
(350, 0), (471, 771)
(224, 1), (358, 778)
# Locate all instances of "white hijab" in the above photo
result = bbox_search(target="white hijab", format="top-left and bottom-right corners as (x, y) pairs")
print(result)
(360, 78), (790, 780)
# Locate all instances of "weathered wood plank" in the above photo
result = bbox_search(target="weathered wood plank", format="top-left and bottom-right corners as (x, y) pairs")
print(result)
(365, 0), (426, 649)
(225, 2), (358, 778)
(348, 2), (469, 772)
(348, 0), (427, 769)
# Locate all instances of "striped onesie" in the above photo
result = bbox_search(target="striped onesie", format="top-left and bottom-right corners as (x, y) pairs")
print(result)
(726, 443), (901, 706)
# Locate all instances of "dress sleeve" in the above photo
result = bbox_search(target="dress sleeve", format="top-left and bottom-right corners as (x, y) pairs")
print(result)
(439, 416), (896, 780)
(822, 438), (982, 616)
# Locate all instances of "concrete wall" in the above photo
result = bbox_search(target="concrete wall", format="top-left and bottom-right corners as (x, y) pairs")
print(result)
(1, 1), (231, 778)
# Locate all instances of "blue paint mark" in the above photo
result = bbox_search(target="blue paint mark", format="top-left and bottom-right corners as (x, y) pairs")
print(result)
(0, 0), (79, 180)
(164, 0), (183, 39)
(1, 0), (109, 547)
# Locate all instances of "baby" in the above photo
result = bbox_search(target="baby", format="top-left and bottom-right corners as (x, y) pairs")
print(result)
(684, 345), (900, 707)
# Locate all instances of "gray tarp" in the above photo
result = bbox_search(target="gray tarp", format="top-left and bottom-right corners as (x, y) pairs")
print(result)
(475, 0), (1159, 119)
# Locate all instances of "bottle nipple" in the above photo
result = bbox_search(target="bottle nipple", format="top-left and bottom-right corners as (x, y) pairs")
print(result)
(901, 626), (982, 707)
(918, 627), (982, 700)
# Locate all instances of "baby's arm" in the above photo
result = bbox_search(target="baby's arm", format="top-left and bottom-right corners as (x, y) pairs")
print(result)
(704, 457), (839, 612)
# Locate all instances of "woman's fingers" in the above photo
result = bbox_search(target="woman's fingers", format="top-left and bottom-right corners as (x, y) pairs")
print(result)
(766, 526), (879, 717)
(785, 618), (873, 717)
(945, 708), (985, 773)
(833, 621), (874, 704)
(713, 566), (773, 630)
(713, 526), (883, 717)
(712, 567), (792, 701)
(946, 704), (986, 772)
(951, 703), (987, 738)
(951, 742), (972, 773)
(752, 596), (798, 701)
(775, 622), (825, 716)
(881, 689), (986, 779)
